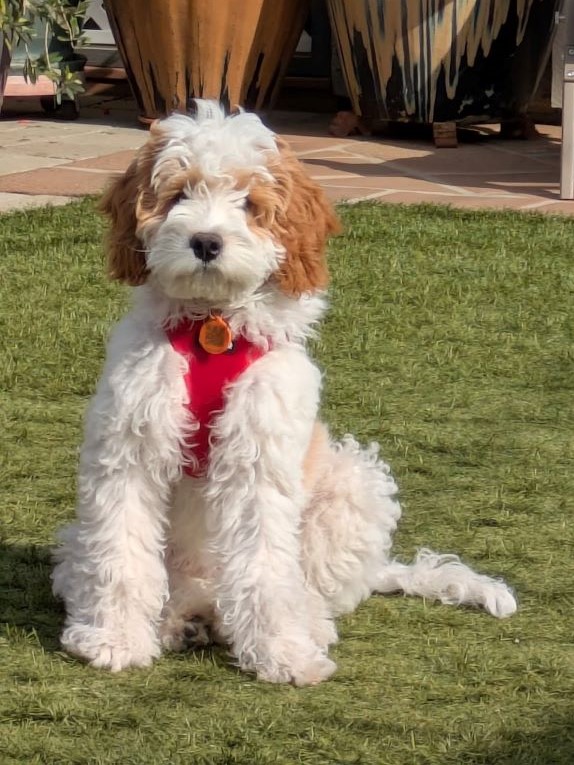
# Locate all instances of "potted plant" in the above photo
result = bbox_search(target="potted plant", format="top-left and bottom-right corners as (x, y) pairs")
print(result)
(0, 0), (87, 114)
(327, 0), (560, 145)
(102, 0), (310, 121)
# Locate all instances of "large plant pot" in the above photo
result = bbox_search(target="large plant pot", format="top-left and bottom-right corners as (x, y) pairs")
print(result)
(103, 0), (309, 120)
(327, 0), (560, 125)
(0, 35), (11, 113)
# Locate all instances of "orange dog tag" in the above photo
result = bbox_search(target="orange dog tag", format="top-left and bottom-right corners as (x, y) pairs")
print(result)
(199, 314), (233, 354)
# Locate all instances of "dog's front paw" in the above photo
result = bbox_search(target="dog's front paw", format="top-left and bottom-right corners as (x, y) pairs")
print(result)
(61, 624), (160, 672)
(257, 654), (337, 687)
(289, 655), (337, 687)
(88, 643), (157, 672)
(248, 638), (337, 687)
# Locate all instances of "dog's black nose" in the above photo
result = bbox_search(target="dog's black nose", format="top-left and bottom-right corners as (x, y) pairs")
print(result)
(190, 233), (223, 263)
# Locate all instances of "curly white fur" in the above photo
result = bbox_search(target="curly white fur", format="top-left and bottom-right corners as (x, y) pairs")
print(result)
(52, 102), (516, 686)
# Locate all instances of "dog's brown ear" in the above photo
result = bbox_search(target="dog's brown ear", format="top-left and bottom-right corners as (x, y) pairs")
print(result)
(269, 139), (341, 297)
(99, 123), (166, 286)
(100, 160), (149, 285)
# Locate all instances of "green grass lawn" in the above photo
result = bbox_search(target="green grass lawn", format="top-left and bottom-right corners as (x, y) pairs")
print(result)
(1, 199), (573, 765)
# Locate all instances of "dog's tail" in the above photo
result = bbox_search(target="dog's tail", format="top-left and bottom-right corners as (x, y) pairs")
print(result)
(375, 548), (517, 618)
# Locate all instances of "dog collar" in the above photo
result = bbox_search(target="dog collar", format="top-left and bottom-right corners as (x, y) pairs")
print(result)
(165, 317), (267, 477)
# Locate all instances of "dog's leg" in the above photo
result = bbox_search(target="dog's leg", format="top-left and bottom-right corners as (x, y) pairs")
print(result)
(52, 323), (185, 671)
(301, 427), (401, 617)
(301, 430), (517, 619)
(204, 350), (336, 686)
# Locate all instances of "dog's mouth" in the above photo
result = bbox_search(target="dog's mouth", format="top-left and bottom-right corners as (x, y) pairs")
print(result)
(149, 261), (267, 307)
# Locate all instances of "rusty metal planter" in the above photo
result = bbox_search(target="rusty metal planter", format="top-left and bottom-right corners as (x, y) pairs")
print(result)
(103, 0), (309, 120)
(0, 36), (10, 113)
(327, 0), (559, 125)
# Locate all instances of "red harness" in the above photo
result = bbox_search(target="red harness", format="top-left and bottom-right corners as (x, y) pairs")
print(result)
(165, 318), (266, 477)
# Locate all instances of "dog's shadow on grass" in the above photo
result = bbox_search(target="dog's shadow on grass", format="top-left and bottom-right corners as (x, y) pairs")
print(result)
(0, 542), (63, 651)
(0, 541), (238, 675)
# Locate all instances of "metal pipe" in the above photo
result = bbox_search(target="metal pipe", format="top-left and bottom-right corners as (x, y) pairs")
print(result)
(560, 0), (574, 198)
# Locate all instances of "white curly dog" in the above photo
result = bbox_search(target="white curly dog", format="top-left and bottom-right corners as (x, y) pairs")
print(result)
(52, 101), (516, 686)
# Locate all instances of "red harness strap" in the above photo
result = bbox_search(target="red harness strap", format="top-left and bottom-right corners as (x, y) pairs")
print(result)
(165, 318), (266, 477)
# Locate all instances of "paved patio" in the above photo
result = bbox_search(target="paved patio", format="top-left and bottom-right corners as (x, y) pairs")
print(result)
(0, 88), (570, 214)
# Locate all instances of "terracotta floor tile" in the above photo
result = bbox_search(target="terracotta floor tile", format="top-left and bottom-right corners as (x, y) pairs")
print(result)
(302, 157), (386, 179)
(0, 168), (112, 196)
(341, 138), (432, 162)
(322, 185), (369, 202)
(289, 142), (351, 157)
(428, 173), (559, 200)
(300, 156), (377, 175)
(489, 137), (561, 160)
(317, 173), (478, 196)
(66, 150), (137, 171)
(342, 190), (398, 204)
(496, 139), (561, 153)
(383, 144), (554, 175)
(304, 165), (363, 181)
(295, 141), (351, 154)
(518, 199), (574, 214)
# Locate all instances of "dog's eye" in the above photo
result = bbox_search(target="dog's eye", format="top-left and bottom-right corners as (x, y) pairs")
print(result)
(243, 197), (255, 213)
(174, 192), (187, 204)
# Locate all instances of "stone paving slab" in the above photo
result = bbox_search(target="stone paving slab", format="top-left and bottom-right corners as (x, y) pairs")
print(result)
(0, 151), (64, 176)
(4, 132), (145, 161)
(0, 192), (73, 211)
